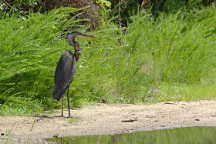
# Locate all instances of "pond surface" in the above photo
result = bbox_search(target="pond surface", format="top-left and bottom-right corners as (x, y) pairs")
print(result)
(47, 127), (216, 144)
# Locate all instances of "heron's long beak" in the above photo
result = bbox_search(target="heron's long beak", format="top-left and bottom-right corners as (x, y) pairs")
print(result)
(78, 34), (96, 38)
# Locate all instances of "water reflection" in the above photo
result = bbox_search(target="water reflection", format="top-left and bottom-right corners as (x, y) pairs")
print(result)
(48, 127), (216, 144)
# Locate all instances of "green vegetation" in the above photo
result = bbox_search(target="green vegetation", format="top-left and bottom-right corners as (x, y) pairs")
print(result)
(0, 8), (87, 115)
(0, 0), (216, 115)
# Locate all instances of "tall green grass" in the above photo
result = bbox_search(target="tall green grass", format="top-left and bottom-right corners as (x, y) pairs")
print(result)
(121, 7), (216, 102)
(0, 8), (88, 114)
(0, 6), (216, 115)
(69, 6), (216, 104)
(127, 10), (216, 83)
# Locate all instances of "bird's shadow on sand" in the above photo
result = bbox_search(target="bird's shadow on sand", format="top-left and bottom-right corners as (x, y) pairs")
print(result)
(33, 114), (71, 119)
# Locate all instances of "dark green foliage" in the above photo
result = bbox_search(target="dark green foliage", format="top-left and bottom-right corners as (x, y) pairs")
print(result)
(13, 0), (41, 5)
(109, 0), (215, 25)
(0, 0), (41, 18)
(110, 0), (143, 25)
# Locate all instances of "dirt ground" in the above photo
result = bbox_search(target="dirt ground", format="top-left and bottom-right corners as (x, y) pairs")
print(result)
(1, 100), (216, 143)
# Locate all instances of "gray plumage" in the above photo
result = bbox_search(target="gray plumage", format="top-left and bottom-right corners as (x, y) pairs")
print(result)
(53, 51), (76, 101)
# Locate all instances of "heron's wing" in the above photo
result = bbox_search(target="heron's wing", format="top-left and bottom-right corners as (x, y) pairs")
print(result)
(53, 51), (76, 100)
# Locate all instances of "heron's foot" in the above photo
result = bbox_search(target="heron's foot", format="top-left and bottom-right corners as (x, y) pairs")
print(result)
(67, 113), (71, 118)
(68, 109), (71, 118)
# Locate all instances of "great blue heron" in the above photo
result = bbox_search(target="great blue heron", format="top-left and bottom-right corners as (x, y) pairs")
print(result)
(53, 31), (95, 117)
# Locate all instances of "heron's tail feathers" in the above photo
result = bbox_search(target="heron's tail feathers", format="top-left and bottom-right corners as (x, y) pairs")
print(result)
(53, 86), (68, 101)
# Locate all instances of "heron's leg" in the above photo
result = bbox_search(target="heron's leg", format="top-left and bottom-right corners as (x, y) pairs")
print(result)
(61, 98), (64, 117)
(67, 86), (71, 118)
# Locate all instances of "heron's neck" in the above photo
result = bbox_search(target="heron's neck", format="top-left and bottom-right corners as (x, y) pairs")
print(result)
(68, 35), (76, 47)
(68, 38), (79, 50)
(74, 41), (80, 51)
(68, 36), (81, 61)
(73, 41), (81, 61)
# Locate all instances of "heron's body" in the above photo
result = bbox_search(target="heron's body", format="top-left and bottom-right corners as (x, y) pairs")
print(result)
(53, 51), (76, 101)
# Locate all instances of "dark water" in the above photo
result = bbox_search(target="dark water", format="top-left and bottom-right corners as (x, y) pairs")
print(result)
(47, 127), (216, 144)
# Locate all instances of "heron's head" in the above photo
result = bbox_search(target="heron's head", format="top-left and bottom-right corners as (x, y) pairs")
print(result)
(67, 31), (95, 47)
